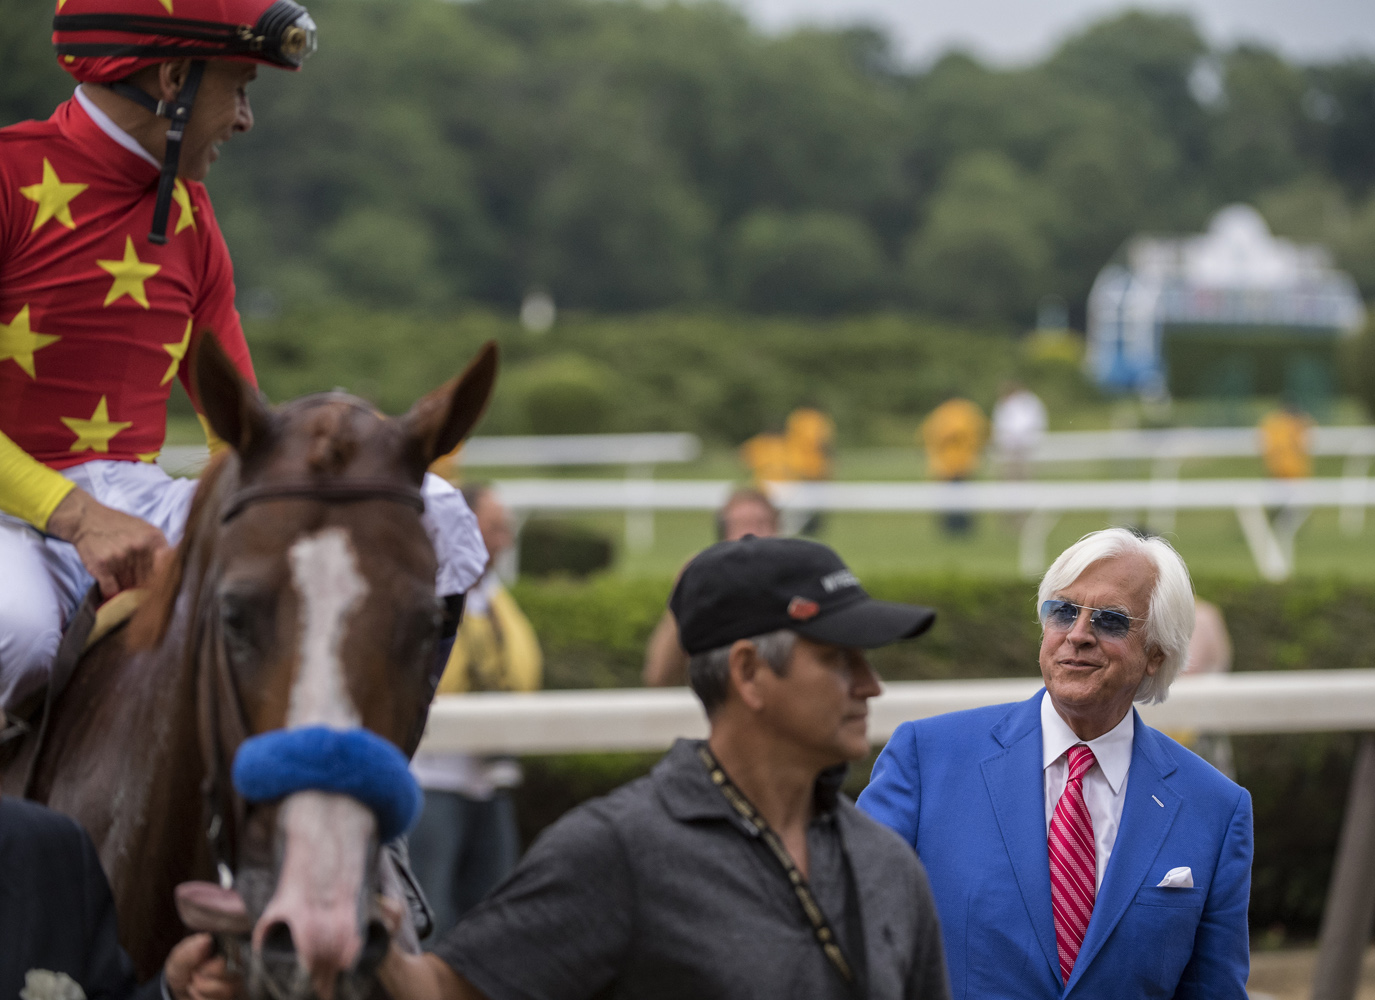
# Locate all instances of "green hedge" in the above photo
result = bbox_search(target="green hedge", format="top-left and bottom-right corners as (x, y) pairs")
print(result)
(510, 573), (1375, 940)
(234, 307), (1102, 449)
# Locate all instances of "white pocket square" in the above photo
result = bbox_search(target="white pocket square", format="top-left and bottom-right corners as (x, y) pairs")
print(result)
(1156, 866), (1194, 888)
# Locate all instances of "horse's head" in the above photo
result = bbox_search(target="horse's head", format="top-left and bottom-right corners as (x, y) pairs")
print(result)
(177, 335), (496, 999)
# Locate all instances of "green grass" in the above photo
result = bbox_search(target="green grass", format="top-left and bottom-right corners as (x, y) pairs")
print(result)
(534, 505), (1375, 582)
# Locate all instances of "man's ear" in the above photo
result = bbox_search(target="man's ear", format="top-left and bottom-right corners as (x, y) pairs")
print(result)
(157, 59), (192, 102)
(727, 640), (767, 712)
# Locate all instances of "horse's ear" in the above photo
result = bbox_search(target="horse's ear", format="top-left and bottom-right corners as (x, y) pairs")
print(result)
(400, 341), (499, 468)
(193, 331), (271, 455)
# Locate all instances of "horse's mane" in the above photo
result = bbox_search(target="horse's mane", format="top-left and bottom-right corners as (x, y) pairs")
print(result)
(126, 449), (236, 651)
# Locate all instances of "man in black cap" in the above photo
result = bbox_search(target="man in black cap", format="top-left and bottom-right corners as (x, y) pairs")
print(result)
(378, 536), (951, 1000)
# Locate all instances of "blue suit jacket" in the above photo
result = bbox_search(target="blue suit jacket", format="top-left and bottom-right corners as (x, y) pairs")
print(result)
(857, 692), (1252, 1000)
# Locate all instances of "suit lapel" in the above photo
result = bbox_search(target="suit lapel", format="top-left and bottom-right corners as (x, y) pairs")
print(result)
(980, 692), (1061, 984)
(1066, 714), (1181, 994)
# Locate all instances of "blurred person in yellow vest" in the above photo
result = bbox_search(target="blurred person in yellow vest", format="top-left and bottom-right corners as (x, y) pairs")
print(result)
(643, 488), (780, 687)
(1259, 404), (1314, 479)
(740, 431), (793, 483)
(783, 407), (835, 481)
(409, 483), (543, 940)
(740, 408), (835, 484)
(921, 398), (988, 535)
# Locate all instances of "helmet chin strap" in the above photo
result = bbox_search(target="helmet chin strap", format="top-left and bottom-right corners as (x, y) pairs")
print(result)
(106, 59), (206, 245)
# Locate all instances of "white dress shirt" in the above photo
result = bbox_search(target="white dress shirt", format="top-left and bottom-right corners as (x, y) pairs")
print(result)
(1041, 690), (1134, 890)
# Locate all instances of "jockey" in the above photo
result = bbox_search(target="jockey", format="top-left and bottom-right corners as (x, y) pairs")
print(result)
(0, 0), (486, 718)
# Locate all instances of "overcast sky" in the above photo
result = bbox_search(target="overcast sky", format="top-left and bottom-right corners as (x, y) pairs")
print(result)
(730, 0), (1375, 67)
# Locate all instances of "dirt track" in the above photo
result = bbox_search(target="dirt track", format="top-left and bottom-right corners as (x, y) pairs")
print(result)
(1249, 947), (1375, 1000)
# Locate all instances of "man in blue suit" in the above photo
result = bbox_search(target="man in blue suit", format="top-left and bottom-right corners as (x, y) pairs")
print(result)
(859, 527), (1251, 999)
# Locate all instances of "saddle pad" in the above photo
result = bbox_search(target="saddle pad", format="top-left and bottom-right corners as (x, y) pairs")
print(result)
(84, 588), (146, 653)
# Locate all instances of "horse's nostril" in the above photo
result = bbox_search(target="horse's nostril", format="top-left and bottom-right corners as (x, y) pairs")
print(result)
(261, 920), (295, 958)
(355, 919), (390, 974)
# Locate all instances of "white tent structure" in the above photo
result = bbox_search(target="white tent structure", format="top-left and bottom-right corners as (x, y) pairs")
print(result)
(1086, 205), (1365, 397)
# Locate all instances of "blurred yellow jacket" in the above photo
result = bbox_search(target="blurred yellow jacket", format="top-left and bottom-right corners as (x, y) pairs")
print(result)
(921, 398), (988, 480)
(1259, 409), (1313, 479)
(784, 408), (835, 481)
(741, 432), (794, 483)
(436, 583), (543, 694)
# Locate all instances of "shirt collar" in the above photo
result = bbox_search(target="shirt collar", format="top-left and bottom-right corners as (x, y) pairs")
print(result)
(654, 739), (845, 827)
(73, 86), (161, 169)
(1040, 689), (1134, 794)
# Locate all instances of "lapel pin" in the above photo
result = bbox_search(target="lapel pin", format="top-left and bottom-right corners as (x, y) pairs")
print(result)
(1152, 795), (1165, 808)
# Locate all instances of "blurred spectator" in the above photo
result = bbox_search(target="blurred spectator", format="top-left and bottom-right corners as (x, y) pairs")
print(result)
(409, 484), (543, 940)
(1259, 403), (1314, 544)
(740, 431), (792, 484)
(920, 397), (987, 535)
(741, 407), (835, 485)
(782, 407), (835, 481)
(783, 407), (834, 535)
(1171, 598), (1236, 779)
(643, 489), (780, 687)
(1259, 403), (1314, 479)
(991, 382), (1047, 480)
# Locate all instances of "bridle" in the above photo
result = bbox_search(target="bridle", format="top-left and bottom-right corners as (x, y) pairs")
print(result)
(199, 465), (428, 892)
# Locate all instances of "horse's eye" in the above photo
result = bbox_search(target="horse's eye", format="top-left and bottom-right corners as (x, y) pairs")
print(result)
(220, 590), (268, 662)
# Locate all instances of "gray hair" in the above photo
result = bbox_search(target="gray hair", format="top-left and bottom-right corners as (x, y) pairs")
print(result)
(688, 629), (797, 715)
(1037, 527), (1195, 704)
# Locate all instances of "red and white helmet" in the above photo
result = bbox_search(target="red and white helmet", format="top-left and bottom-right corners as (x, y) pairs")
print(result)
(53, 0), (317, 83)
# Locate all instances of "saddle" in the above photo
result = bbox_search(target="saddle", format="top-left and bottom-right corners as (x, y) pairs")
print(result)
(0, 586), (144, 792)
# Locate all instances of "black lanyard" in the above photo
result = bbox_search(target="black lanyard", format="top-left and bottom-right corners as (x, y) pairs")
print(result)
(697, 744), (865, 993)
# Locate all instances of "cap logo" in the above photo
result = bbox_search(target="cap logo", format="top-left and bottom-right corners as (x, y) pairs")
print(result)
(787, 597), (820, 621)
(820, 569), (860, 593)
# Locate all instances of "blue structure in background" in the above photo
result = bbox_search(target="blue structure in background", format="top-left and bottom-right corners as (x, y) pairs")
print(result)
(1087, 205), (1365, 402)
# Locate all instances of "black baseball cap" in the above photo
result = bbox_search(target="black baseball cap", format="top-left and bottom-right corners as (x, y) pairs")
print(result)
(670, 536), (936, 655)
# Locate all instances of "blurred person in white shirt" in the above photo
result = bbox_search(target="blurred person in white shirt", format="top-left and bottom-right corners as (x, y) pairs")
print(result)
(991, 382), (1047, 481)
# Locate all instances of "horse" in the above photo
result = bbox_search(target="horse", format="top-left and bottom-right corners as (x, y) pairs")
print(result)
(1, 334), (497, 999)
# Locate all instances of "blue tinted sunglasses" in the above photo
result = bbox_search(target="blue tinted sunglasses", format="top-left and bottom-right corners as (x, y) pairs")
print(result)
(1038, 599), (1143, 639)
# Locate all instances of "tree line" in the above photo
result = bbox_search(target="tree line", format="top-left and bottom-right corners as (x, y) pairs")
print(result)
(4, 0), (1374, 326)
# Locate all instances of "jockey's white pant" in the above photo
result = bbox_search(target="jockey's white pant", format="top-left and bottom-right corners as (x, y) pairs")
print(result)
(0, 460), (486, 714)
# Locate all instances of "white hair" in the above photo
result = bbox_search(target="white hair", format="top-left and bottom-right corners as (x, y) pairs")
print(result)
(1036, 527), (1195, 704)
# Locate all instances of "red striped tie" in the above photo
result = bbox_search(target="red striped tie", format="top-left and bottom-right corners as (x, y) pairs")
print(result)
(1049, 743), (1097, 984)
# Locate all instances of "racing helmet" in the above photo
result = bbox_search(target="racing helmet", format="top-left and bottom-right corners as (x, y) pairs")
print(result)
(53, 0), (317, 83)
(52, 0), (316, 243)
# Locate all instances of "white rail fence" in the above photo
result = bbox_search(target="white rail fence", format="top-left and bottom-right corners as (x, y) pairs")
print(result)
(418, 670), (1375, 755)
(1030, 426), (1375, 466)
(157, 432), (700, 476)
(494, 476), (1375, 581)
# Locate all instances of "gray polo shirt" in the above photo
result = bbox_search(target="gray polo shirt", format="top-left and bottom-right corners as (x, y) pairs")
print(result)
(434, 739), (950, 1000)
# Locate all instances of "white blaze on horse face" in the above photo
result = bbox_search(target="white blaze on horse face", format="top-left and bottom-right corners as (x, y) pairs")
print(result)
(287, 528), (366, 729)
(258, 529), (374, 988)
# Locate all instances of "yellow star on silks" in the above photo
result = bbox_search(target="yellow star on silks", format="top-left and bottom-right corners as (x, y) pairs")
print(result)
(0, 305), (61, 380)
(161, 319), (192, 385)
(61, 396), (133, 454)
(98, 236), (161, 309)
(19, 159), (88, 233)
(137, 451), (161, 463)
(172, 179), (198, 235)
(157, 0), (173, 11)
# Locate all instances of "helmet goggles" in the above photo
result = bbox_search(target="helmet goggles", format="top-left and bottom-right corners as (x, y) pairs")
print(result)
(54, 0), (316, 82)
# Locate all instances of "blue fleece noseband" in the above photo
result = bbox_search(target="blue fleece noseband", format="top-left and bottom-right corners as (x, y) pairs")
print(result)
(232, 726), (422, 842)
